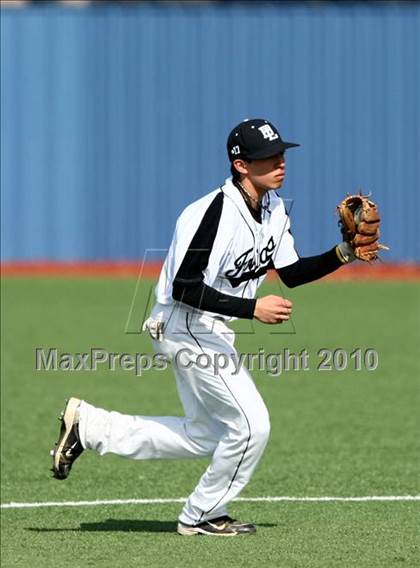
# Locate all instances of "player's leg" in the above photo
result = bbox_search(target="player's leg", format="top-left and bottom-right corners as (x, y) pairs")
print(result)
(175, 320), (271, 529)
(74, 327), (224, 459)
(177, 368), (270, 526)
(51, 326), (223, 479)
(51, 391), (220, 480)
(77, 401), (219, 459)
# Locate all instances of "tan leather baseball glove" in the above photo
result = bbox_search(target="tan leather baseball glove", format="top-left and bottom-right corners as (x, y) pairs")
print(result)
(337, 193), (389, 262)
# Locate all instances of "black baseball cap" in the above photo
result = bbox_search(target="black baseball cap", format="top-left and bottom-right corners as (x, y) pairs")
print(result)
(227, 118), (300, 162)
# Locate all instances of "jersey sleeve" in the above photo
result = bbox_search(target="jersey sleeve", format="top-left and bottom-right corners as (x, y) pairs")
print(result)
(271, 198), (299, 269)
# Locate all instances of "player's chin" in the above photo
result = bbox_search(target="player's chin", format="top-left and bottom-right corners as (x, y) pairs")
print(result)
(269, 178), (284, 190)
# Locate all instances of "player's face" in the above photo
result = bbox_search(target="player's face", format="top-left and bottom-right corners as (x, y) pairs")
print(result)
(241, 153), (286, 190)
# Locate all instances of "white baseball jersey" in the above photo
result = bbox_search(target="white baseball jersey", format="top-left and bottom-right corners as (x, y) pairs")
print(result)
(155, 177), (299, 320)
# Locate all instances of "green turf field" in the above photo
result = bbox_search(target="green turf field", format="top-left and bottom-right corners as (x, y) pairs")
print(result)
(1, 278), (419, 567)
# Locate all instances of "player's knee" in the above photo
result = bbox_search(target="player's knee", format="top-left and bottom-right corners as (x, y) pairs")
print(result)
(233, 411), (271, 449)
(196, 439), (219, 456)
(251, 414), (271, 448)
(184, 423), (220, 456)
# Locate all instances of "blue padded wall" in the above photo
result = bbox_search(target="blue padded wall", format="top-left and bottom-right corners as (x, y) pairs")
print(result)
(1, 3), (419, 261)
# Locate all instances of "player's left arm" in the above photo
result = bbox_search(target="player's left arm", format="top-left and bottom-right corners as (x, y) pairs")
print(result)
(276, 246), (350, 288)
(272, 197), (353, 288)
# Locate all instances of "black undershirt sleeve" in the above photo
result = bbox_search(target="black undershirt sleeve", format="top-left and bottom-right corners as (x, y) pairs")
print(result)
(172, 192), (256, 319)
(277, 246), (343, 288)
(173, 282), (256, 319)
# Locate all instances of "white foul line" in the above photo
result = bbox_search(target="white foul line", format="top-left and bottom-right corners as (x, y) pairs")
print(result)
(1, 496), (419, 510)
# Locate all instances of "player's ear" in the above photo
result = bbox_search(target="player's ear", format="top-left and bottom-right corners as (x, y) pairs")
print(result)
(232, 159), (249, 176)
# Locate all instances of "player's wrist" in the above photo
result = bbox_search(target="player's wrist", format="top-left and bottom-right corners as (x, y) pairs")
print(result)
(336, 242), (356, 264)
(252, 298), (259, 319)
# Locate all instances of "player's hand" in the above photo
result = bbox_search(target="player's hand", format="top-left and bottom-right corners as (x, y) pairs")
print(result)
(254, 295), (293, 324)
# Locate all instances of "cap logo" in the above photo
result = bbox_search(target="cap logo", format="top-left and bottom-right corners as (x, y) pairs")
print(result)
(258, 124), (279, 141)
(231, 145), (240, 155)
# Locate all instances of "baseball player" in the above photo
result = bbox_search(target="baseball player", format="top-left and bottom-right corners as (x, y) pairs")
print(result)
(51, 119), (357, 536)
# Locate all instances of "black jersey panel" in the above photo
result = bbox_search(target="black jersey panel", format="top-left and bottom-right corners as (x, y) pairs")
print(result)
(172, 191), (256, 319)
(173, 191), (224, 287)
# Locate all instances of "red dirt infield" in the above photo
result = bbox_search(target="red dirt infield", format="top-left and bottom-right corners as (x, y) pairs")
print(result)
(1, 262), (419, 281)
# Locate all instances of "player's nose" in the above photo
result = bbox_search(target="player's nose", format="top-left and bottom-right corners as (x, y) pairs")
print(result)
(275, 157), (285, 168)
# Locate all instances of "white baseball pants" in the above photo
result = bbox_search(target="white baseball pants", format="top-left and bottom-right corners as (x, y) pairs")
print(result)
(78, 302), (271, 525)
